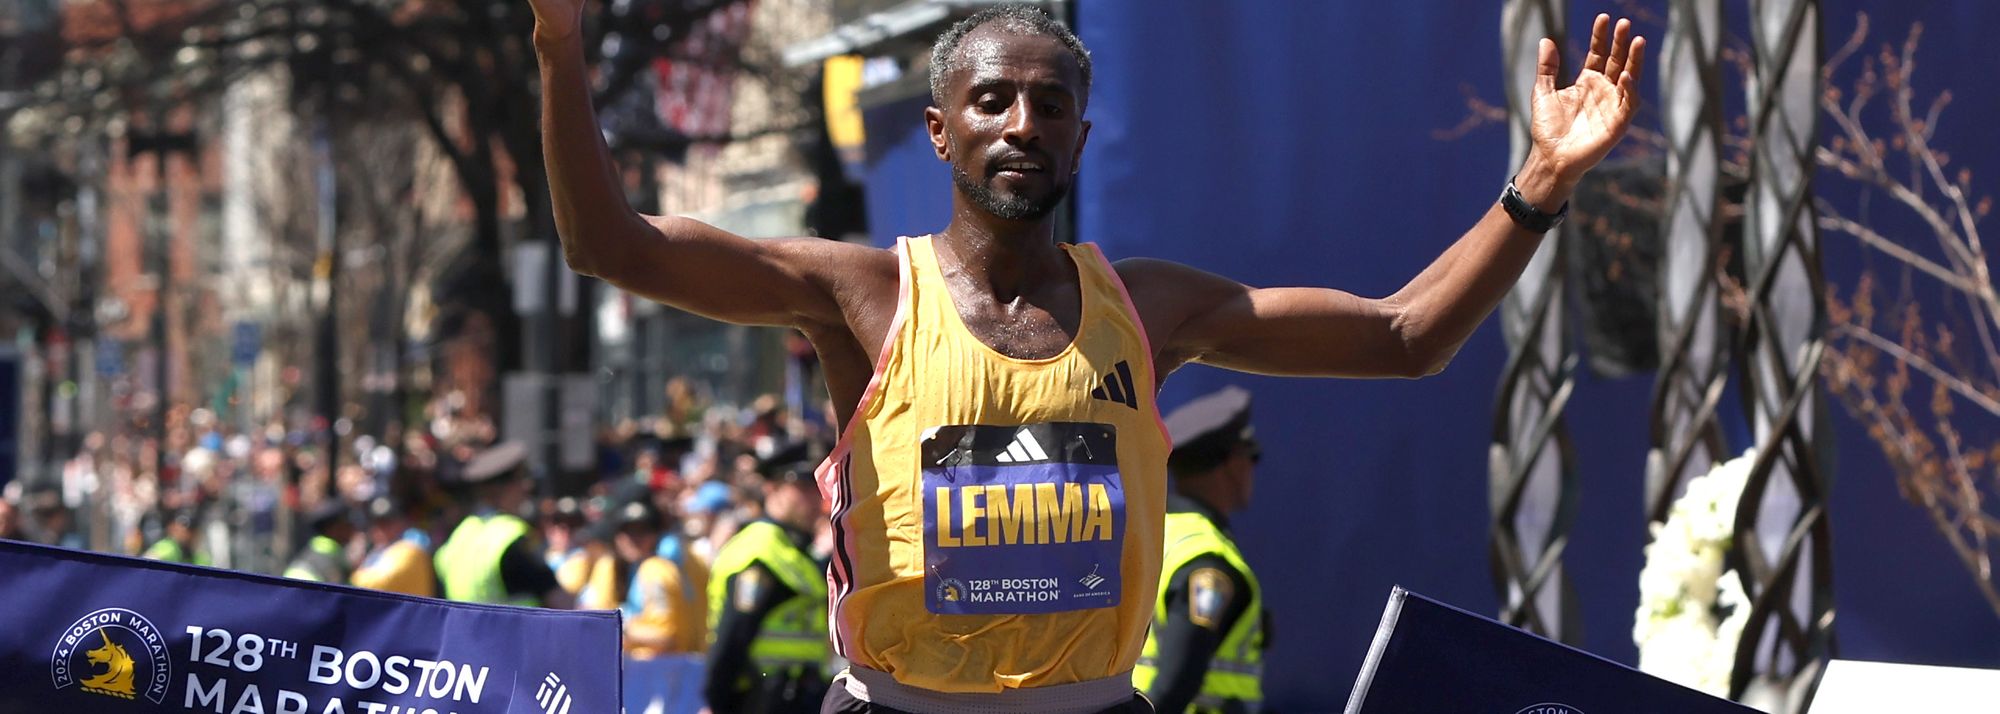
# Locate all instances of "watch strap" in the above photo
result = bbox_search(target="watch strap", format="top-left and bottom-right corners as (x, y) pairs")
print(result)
(1500, 177), (1568, 233)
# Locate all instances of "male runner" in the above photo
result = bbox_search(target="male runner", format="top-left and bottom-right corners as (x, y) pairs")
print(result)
(527, 3), (1644, 711)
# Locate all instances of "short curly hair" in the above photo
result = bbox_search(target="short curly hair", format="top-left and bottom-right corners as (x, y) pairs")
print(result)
(928, 5), (1092, 110)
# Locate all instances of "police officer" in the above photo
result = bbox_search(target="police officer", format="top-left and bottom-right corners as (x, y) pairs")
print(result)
(703, 444), (829, 714)
(1136, 387), (1269, 714)
(433, 441), (575, 608)
(351, 496), (438, 597)
(143, 510), (210, 565)
(284, 502), (355, 582)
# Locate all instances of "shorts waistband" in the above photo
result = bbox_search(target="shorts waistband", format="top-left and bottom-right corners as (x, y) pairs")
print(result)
(840, 665), (1134, 714)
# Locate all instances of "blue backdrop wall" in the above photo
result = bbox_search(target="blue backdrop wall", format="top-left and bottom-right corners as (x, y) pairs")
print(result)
(858, 1), (2000, 710)
(1073, 5), (1596, 710)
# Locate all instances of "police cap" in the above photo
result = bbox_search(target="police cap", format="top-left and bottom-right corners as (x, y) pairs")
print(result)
(1163, 386), (1255, 477)
(611, 499), (661, 533)
(306, 501), (351, 533)
(756, 441), (823, 485)
(549, 496), (586, 526)
(460, 441), (529, 485)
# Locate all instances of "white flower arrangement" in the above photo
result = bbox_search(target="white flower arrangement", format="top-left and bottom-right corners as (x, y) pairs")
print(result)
(1634, 449), (1757, 698)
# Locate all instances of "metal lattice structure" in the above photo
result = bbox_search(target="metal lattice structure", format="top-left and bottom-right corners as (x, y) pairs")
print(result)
(1734, 0), (1836, 706)
(1648, 0), (1731, 524)
(1489, 0), (1581, 644)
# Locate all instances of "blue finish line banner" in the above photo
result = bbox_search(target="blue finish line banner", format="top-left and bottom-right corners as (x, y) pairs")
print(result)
(0, 539), (622, 714)
(1344, 587), (1754, 713)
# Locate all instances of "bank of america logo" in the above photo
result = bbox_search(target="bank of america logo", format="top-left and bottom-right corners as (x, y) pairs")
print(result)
(1089, 361), (1138, 409)
(1079, 564), (1106, 590)
(535, 672), (572, 714)
(992, 428), (1050, 463)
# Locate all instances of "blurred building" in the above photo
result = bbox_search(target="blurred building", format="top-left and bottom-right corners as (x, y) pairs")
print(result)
(7, 0), (899, 490)
(55, 0), (242, 474)
(594, 0), (842, 426)
(3, 0), (101, 489)
(7, 0), (435, 484)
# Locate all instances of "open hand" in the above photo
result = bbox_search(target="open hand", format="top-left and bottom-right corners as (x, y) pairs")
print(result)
(1531, 14), (1646, 180)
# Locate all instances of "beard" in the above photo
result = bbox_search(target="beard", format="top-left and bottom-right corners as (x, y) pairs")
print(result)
(953, 164), (1070, 221)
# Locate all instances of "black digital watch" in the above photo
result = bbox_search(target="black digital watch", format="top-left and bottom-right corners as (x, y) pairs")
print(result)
(1500, 176), (1569, 234)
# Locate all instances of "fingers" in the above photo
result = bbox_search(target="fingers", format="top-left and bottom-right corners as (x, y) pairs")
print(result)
(1582, 13), (1612, 75)
(1604, 18), (1634, 80)
(1623, 35), (1648, 87)
(1616, 36), (1647, 120)
(1535, 37), (1560, 98)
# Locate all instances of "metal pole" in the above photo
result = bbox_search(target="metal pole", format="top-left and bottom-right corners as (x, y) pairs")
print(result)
(542, 230), (562, 500)
(1490, 0), (1582, 644)
(1648, 0), (1730, 523)
(1734, 0), (1836, 707)
(313, 117), (340, 496)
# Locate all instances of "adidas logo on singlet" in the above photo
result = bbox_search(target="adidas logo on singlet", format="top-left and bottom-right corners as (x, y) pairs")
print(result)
(992, 428), (1051, 464)
(1089, 361), (1139, 410)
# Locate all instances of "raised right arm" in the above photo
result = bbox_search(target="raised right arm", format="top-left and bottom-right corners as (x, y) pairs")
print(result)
(531, 3), (855, 328)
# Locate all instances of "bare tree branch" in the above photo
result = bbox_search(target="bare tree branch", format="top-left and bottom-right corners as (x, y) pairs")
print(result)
(1834, 323), (2000, 415)
(1818, 198), (1973, 291)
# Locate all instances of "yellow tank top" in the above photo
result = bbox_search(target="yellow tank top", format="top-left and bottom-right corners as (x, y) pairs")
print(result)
(816, 235), (1170, 693)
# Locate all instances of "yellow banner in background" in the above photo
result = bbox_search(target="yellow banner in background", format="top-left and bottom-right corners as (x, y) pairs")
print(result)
(822, 55), (866, 157)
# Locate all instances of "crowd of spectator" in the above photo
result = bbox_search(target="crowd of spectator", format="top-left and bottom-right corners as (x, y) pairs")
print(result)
(0, 376), (838, 611)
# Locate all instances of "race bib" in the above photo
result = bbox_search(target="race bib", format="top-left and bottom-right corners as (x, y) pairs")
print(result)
(921, 422), (1124, 615)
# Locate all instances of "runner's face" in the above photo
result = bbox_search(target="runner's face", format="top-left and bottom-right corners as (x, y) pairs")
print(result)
(931, 28), (1089, 222)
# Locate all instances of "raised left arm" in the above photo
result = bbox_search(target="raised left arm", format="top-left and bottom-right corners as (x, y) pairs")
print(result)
(1136, 15), (1645, 380)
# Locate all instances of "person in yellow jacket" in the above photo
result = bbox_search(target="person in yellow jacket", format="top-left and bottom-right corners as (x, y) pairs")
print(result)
(433, 441), (574, 608)
(704, 445), (828, 714)
(284, 502), (355, 582)
(142, 510), (210, 566)
(581, 499), (709, 658)
(351, 497), (438, 597)
(1136, 387), (1269, 714)
(558, 533), (607, 597)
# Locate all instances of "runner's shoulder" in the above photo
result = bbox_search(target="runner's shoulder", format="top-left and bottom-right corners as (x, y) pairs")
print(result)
(1109, 257), (1243, 312)
(765, 237), (897, 284)
(764, 238), (899, 331)
(1110, 256), (1237, 286)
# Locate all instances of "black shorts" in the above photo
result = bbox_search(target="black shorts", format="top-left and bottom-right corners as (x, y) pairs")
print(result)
(819, 684), (1156, 714)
